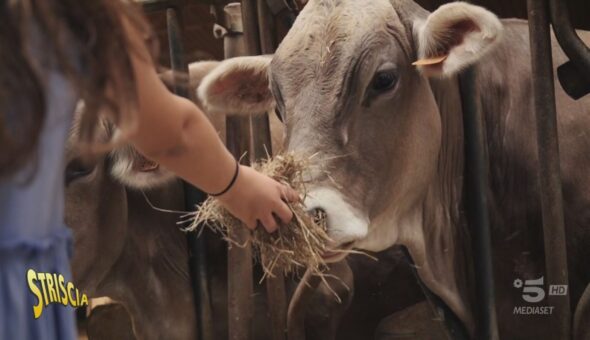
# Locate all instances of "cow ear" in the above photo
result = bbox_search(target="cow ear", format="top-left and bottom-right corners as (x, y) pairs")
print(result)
(413, 2), (503, 77)
(110, 145), (176, 190)
(160, 61), (221, 106)
(187, 61), (222, 89)
(197, 55), (274, 115)
(160, 61), (221, 88)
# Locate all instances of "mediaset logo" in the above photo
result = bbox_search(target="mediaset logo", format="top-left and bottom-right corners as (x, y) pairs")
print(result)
(27, 269), (88, 319)
(512, 276), (567, 315)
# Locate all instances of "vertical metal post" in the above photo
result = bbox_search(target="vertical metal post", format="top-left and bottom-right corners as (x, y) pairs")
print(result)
(548, 0), (590, 81)
(549, 0), (590, 99)
(225, 110), (254, 340)
(287, 270), (321, 340)
(241, 0), (274, 161)
(257, 0), (277, 55)
(167, 8), (189, 97)
(527, 0), (571, 338)
(240, 0), (261, 56)
(223, 4), (255, 340)
(241, 1), (288, 339)
(166, 7), (214, 340)
(459, 67), (499, 340)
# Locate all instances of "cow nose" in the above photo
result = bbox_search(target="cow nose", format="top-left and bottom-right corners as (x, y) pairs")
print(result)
(309, 207), (353, 250)
(311, 208), (328, 231)
(304, 186), (370, 250)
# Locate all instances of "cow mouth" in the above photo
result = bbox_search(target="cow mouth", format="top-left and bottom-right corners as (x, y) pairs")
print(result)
(311, 208), (356, 262)
(133, 155), (160, 173)
(321, 241), (355, 263)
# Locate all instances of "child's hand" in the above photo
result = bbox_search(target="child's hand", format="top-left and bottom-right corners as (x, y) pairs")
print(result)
(216, 165), (299, 233)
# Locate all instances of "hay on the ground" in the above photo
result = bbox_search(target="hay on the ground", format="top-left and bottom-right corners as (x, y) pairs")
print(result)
(186, 153), (332, 279)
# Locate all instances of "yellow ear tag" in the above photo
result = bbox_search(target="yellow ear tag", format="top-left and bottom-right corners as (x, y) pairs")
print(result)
(412, 55), (448, 66)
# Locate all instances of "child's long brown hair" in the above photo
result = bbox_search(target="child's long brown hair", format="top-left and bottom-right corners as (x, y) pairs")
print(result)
(0, 0), (157, 178)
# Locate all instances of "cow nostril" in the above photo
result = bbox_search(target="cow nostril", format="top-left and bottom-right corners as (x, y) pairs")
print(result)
(311, 208), (328, 231)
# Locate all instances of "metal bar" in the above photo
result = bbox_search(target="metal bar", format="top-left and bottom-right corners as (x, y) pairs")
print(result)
(241, 0), (271, 162)
(186, 196), (215, 340)
(140, 0), (185, 13)
(240, 0), (261, 56)
(557, 60), (590, 100)
(527, 0), (571, 338)
(287, 269), (321, 340)
(223, 4), (255, 340)
(257, 0), (277, 55)
(251, 116), (273, 161)
(548, 0), (590, 81)
(263, 269), (288, 340)
(167, 8), (189, 97)
(252, 0), (276, 156)
(240, 0), (274, 167)
(252, 3), (288, 340)
(549, 0), (590, 99)
(139, 0), (219, 12)
(225, 119), (254, 340)
(166, 7), (214, 340)
(458, 67), (498, 340)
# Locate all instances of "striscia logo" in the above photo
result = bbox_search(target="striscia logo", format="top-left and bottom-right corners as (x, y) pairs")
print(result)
(27, 269), (88, 319)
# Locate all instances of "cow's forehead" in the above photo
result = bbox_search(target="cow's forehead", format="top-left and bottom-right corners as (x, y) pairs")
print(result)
(299, 0), (395, 31)
(270, 0), (407, 104)
(271, 0), (403, 77)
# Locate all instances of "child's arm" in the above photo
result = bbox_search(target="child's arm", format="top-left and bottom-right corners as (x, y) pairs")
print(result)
(125, 29), (297, 233)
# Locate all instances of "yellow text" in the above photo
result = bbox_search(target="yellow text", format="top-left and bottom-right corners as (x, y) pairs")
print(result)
(27, 269), (88, 319)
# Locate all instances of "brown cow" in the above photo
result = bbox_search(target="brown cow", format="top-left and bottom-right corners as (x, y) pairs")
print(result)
(195, 0), (590, 338)
(64, 103), (359, 339)
(65, 117), (198, 340)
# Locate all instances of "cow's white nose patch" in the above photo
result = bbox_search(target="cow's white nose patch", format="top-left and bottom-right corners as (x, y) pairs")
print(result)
(304, 187), (369, 247)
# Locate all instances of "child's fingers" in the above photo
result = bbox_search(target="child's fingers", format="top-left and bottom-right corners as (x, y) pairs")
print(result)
(245, 218), (257, 230)
(274, 201), (294, 224)
(260, 214), (278, 233)
(280, 184), (300, 202)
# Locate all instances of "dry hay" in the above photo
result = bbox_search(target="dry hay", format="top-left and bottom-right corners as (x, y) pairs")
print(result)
(186, 153), (335, 280)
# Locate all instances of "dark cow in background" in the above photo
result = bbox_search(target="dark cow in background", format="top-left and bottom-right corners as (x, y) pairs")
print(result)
(65, 91), (427, 338)
(65, 117), (197, 340)
(196, 0), (590, 338)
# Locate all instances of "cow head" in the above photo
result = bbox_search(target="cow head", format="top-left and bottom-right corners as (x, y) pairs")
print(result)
(65, 110), (177, 293)
(198, 0), (502, 254)
(197, 0), (502, 330)
(65, 111), (197, 339)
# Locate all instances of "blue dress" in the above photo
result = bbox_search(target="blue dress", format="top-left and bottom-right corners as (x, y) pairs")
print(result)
(0, 33), (79, 339)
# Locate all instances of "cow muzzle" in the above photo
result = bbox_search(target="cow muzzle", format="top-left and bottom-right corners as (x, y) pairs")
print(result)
(304, 186), (369, 263)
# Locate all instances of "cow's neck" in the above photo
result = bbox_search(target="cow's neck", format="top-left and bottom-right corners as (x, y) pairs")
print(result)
(96, 186), (198, 339)
(398, 76), (476, 335)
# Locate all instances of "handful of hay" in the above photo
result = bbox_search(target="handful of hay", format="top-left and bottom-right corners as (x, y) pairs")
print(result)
(186, 153), (332, 279)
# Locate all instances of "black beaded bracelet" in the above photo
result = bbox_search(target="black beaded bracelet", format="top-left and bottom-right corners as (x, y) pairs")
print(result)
(208, 161), (240, 197)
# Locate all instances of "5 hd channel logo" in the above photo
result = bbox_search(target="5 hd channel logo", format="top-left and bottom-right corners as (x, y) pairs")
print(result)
(512, 276), (567, 315)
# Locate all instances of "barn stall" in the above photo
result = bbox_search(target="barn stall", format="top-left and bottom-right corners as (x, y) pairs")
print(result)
(78, 0), (590, 339)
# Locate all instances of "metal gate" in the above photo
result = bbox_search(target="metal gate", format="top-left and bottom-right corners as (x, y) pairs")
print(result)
(139, 0), (590, 339)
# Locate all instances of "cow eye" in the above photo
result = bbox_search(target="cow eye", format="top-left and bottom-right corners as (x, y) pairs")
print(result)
(65, 158), (94, 185)
(371, 70), (398, 92)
